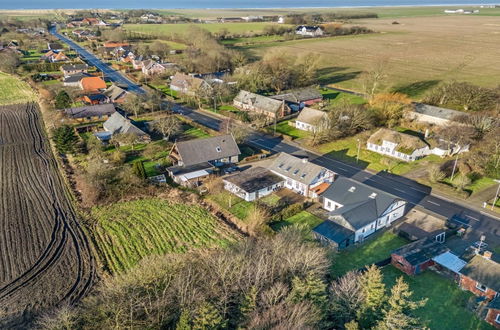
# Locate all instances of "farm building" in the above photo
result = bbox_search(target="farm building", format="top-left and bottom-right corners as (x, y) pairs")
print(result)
(314, 177), (407, 249)
(223, 167), (284, 201)
(103, 112), (150, 142)
(271, 86), (323, 106)
(367, 128), (430, 162)
(233, 90), (290, 120)
(459, 253), (500, 300)
(407, 103), (466, 126)
(64, 103), (116, 123)
(60, 64), (88, 76)
(170, 72), (211, 96)
(391, 238), (449, 275)
(79, 76), (107, 92)
(295, 108), (328, 132)
(295, 25), (324, 37)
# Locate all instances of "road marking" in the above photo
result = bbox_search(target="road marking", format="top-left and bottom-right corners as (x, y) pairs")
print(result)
(426, 200), (440, 206)
(393, 188), (406, 193)
(465, 215), (480, 221)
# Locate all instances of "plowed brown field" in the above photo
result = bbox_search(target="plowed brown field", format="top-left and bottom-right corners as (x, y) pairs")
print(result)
(0, 103), (95, 327)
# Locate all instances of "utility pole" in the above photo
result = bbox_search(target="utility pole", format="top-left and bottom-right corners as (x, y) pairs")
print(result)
(491, 179), (500, 211)
(450, 152), (460, 181)
(356, 138), (361, 163)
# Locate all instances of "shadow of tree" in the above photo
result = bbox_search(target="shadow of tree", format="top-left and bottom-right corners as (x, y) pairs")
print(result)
(392, 80), (441, 98)
(323, 148), (370, 171)
(316, 66), (363, 85)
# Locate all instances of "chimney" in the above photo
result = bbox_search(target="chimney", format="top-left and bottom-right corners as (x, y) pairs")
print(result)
(483, 251), (493, 260)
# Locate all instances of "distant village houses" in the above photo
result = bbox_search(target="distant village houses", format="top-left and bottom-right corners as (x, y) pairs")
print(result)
(295, 25), (324, 37)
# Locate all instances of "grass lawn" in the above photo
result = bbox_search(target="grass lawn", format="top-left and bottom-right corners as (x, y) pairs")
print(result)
(273, 120), (309, 139)
(270, 211), (323, 232)
(149, 84), (179, 99)
(91, 198), (238, 274)
(0, 72), (37, 105)
(124, 22), (289, 36)
(331, 230), (408, 278)
(382, 266), (494, 330)
(208, 191), (254, 221)
(182, 123), (211, 139)
(320, 88), (367, 106)
(260, 193), (281, 207)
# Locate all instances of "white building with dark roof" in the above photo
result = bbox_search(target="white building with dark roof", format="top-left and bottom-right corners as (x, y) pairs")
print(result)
(223, 167), (284, 201)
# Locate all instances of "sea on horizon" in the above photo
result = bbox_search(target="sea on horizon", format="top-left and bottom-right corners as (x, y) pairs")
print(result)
(0, 0), (496, 10)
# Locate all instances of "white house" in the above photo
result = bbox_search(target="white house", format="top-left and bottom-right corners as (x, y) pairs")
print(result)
(407, 103), (466, 126)
(295, 25), (324, 37)
(277, 16), (285, 24)
(313, 177), (407, 250)
(429, 138), (470, 157)
(367, 128), (430, 162)
(223, 167), (284, 201)
(267, 153), (336, 197)
(295, 107), (328, 132)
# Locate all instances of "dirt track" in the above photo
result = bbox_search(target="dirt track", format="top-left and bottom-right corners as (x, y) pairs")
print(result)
(0, 103), (95, 327)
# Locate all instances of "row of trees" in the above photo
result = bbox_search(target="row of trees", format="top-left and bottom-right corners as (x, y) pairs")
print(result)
(284, 12), (378, 25)
(40, 228), (425, 329)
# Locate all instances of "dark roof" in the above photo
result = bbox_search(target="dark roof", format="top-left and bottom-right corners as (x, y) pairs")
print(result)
(48, 42), (63, 50)
(63, 72), (92, 83)
(413, 103), (465, 121)
(103, 112), (148, 136)
(167, 162), (213, 176)
(103, 85), (127, 101)
(272, 87), (322, 103)
(392, 237), (448, 266)
(487, 297), (500, 310)
(296, 25), (322, 32)
(224, 167), (283, 193)
(61, 64), (88, 71)
(460, 255), (500, 292)
(312, 220), (354, 244)
(268, 153), (331, 185)
(64, 103), (116, 119)
(85, 94), (108, 102)
(234, 90), (283, 114)
(322, 177), (403, 230)
(175, 134), (241, 167)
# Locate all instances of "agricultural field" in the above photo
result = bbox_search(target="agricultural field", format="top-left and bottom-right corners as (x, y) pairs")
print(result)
(124, 22), (289, 37)
(0, 72), (37, 105)
(246, 15), (500, 96)
(0, 102), (95, 327)
(91, 198), (238, 273)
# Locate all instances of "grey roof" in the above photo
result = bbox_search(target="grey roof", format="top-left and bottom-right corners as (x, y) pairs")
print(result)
(368, 128), (428, 151)
(460, 255), (500, 292)
(487, 297), (500, 310)
(269, 153), (331, 185)
(296, 107), (327, 125)
(167, 162), (213, 176)
(103, 85), (127, 101)
(272, 87), (322, 103)
(432, 251), (467, 273)
(234, 90), (283, 114)
(61, 64), (88, 71)
(64, 103), (116, 119)
(392, 237), (448, 266)
(48, 42), (63, 50)
(103, 112), (148, 136)
(413, 103), (466, 121)
(296, 25), (322, 32)
(312, 220), (354, 244)
(63, 72), (92, 83)
(224, 167), (284, 193)
(322, 177), (403, 230)
(175, 134), (241, 167)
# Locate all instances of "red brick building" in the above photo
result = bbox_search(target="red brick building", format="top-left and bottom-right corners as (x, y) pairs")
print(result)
(485, 298), (500, 329)
(391, 237), (448, 275)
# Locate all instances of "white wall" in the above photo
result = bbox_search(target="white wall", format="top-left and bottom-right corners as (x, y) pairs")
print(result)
(295, 120), (316, 132)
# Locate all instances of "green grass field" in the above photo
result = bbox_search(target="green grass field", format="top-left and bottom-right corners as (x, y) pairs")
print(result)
(124, 22), (288, 37)
(182, 123), (211, 139)
(320, 88), (367, 106)
(382, 266), (494, 329)
(331, 231), (408, 278)
(0, 72), (37, 105)
(273, 120), (310, 139)
(270, 211), (323, 232)
(91, 198), (237, 273)
(208, 191), (254, 221)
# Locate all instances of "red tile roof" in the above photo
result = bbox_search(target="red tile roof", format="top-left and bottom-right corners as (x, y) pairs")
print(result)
(80, 77), (106, 91)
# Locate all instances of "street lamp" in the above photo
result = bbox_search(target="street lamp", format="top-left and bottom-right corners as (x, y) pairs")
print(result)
(491, 179), (500, 211)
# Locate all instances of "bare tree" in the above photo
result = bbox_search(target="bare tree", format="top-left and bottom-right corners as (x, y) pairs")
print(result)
(153, 116), (181, 141)
(329, 271), (364, 326)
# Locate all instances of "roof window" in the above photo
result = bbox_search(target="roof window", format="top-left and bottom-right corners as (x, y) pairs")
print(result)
(215, 146), (221, 152)
(348, 186), (356, 192)
(286, 166), (292, 172)
(301, 173), (307, 178)
(293, 169), (299, 175)
(369, 192), (377, 199)
(278, 163), (284, 168)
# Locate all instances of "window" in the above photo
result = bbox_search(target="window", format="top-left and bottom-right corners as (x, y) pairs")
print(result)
(293, 169), (299, 175)
(476, 282), (487, 292)
(495, 314), (500, 324)
(371, 224), (375, 229)
(286, 166), (292, 172)
(215, 146), (221, 152)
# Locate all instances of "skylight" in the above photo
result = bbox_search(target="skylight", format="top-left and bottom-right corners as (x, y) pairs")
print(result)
(215, 146), (221, 152)
(348, 186), (356, 192)
(286, 166), (292, 172)
(369, 193), (377, 199)
(293, 169), (299, 175)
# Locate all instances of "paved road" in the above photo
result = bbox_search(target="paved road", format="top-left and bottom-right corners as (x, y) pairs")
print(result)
(49, 26), (145, 94)
(174, 105), (500, 246)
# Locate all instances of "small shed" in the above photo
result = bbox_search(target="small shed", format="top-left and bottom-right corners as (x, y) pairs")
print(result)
(391, 237), (449, 275)
(432, 251), (467, 274)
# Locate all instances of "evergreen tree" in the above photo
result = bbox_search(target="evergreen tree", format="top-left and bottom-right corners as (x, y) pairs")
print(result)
(375, 277), (427, 330)
(192, 302), (226, 330)
(357, 265), (386, 328)
(176, 309), (191, 330)
(52, 125), (79, 154)
(344, 320), (360, 330)
(290, 272), (328, 309)
(55, 90), (72, 109)
(132, 160), (146, 179)
(238, 286), (257, 325)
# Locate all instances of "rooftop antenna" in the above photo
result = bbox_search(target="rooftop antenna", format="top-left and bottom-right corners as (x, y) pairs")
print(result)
(476, 234), (486, 255)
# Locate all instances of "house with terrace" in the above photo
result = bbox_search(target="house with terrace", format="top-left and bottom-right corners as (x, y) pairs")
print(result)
(367, 128), (430, 162)
(295, 108), (328, 132)
(223, 167), (284, 201)
(167, 134), (241, 187)
(233, 90), (290, 120)
(313, 177), (407, 250)
(267, 153), (335, 197)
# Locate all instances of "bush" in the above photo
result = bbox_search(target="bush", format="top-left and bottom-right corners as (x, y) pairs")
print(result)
(132, 160), (147, 179)
(52, 125), (78, 154)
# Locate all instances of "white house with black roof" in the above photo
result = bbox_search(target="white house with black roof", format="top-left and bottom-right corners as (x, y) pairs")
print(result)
(313, 177), (407, 250)
(223, 166), (284, 201)
(267, 153), (336, 197)
(295, 25), (324, 37)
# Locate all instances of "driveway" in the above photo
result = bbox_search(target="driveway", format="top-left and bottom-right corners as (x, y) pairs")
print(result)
(49, 26), (145, 94)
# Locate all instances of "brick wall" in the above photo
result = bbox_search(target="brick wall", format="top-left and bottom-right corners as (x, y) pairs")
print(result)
(459, 275), (498, 299)
(485, 309), (500, 329)
(391, 254), (416, 275)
